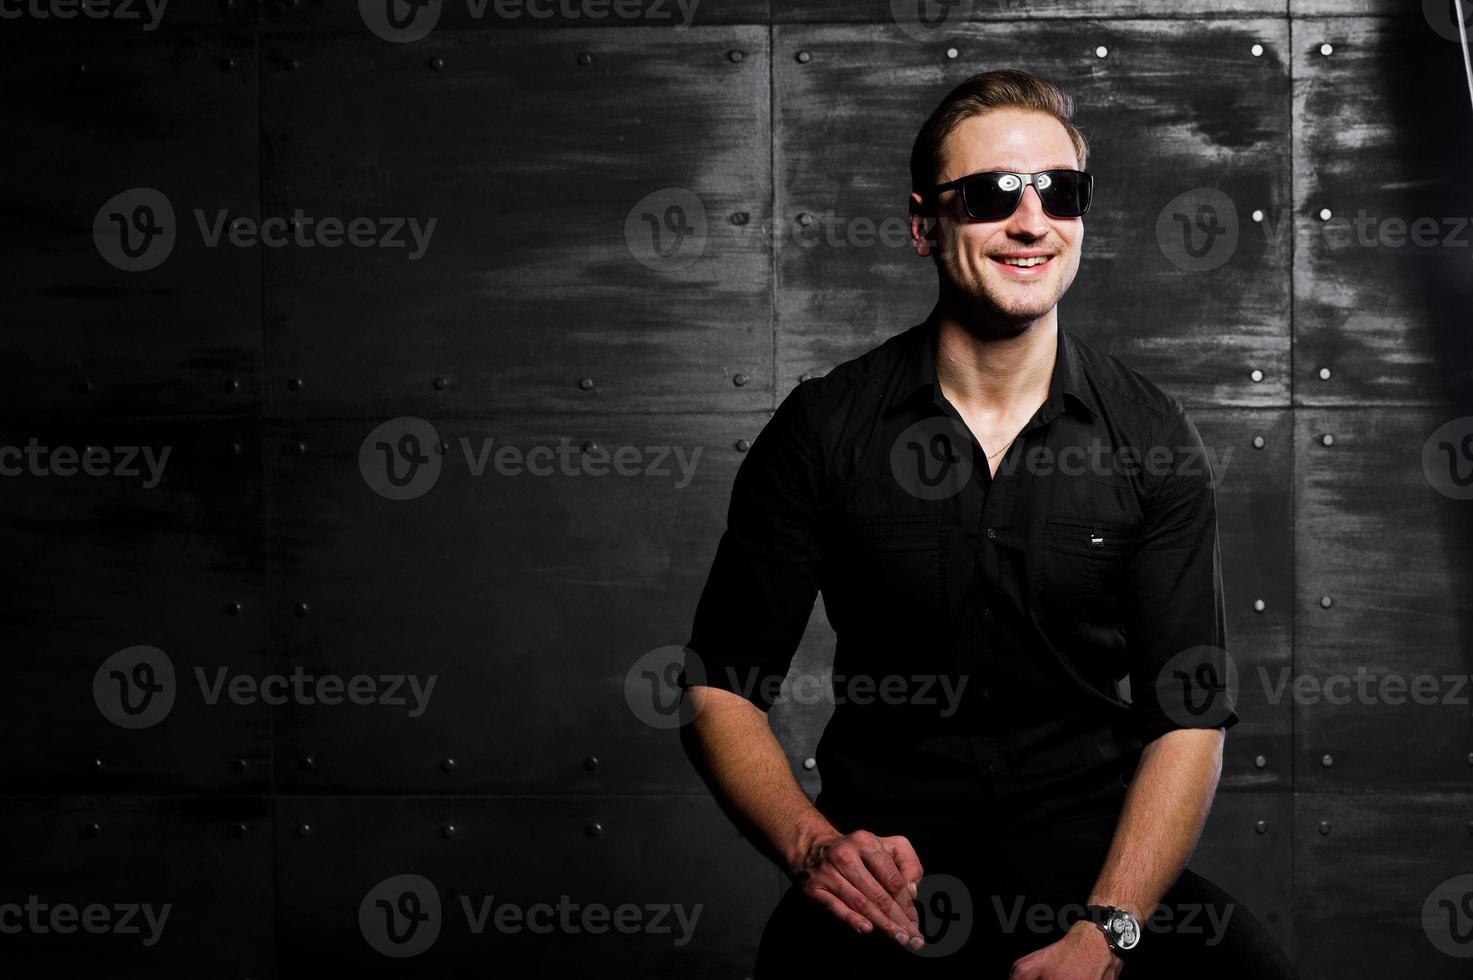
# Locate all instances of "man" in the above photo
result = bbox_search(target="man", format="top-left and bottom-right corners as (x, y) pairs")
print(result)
(678, 68), (1299, 979)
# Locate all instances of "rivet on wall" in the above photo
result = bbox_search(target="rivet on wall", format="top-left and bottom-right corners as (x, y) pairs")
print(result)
(1318, 208), (1332, 221)
(1320, 433), (1334, 447)
(300, 755), (315, 769)
(1254, 819), (1267, 834)
(1254, 754), (1268, 768)
(226, 378), (240, 392)
(946, 47), (959, 60)
(87, 822), (101, 838)
(1250, 369), (1264, 383)
(730, 211), (749, 226)
(434, 376), (448, 390)
(796, 50), (811, 64)
(294, 601), (311, 616)
(1253, 599), (1266, 613)
(221, 57), (236, 72)
(799, 372), (814, 383)
(584, 755), (599, 771)
(733, 373), (749, 387)
(1251, 209), (1264, 223)
(587, 822), (603, 837)
(288, 376), (304, 391)
(436, 440), (449, 455)
(1318, 367), (1331, 381)
(1251, 43), (1264, 58)
(1319, 595), (1334, 609)
(728, 50), (745, 63)
(283, 57), (299, 72)
(797, 212), (814, 227)
(234, 823), (248, 838)
(582, 440), (598, 454)
(233, 758), (247, 773)
(802, 757), (816, 771)
(736, 439), (751, 453)
(579, 377), (595, 391)
(297, 823), (312, 837)
(441, 757), (456, 773)
(577, 52), (594, 66)
(91, 758), (103, 772)
(1094, 45), (1109, 59)
(1318, 820), (1332, 835)
(442, 824), (456, 839)
(1319, 42), (1334, 56)
(1321, 753), (1334, 768)
(227, 601), (242, 615)
(429, 56), (445, 71)
(1252, 435), (1265, 449)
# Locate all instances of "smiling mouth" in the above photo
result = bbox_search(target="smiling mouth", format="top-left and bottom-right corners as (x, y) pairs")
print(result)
(991, 254), (1054, 273)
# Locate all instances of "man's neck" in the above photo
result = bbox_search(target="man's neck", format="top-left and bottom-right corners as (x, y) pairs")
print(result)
(932, 304), (1058, 418)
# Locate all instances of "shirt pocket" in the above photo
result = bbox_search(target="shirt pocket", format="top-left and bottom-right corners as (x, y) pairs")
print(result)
(834, 513), (943, 636)
(1037, 514), (1138, 626)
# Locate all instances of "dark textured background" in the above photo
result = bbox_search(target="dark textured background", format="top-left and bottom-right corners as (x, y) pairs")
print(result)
(1, 0), (1472, 976)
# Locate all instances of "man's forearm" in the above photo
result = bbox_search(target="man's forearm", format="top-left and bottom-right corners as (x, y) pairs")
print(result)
(1084, 727), (1225, 923)
(679, 685), (840, 875)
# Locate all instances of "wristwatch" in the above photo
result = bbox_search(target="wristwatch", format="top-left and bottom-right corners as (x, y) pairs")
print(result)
(1084, 904), (1141, 957)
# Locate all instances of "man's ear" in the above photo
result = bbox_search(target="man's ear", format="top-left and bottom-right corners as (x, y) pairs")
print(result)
(908, 192), (936, 258)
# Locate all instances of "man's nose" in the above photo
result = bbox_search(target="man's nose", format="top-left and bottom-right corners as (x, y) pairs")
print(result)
(1006, 185), (1051, 235)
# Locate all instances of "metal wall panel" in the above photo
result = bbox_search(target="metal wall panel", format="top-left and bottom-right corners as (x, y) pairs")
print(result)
(1292, 16), (1473, 405)
(1191, 789), (1296, 960)
(1294, 408), (1473, 792)
(259, 28), (772, 419)
(1295, 792), (1473, 978)
(773, 20), (1292, 410)
(267, 414), (748, 794)
(0, 419), (269, 794)
(264, 0), (767, 32)
(775, 0), (1286, 20)
(0, 35), (262, 417)
(0, 796), (274, 978)
(273, 795), (770, 976)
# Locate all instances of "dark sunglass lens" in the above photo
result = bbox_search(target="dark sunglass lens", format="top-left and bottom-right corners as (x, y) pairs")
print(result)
(960, 173), (1020, 221)
(1039, 170), (1091, 217)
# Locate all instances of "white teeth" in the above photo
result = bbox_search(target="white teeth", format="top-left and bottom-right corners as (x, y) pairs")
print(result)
(998, 255), (1049, 267)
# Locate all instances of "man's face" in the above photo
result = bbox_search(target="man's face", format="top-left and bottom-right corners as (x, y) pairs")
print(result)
(912, 108), (1084, 326)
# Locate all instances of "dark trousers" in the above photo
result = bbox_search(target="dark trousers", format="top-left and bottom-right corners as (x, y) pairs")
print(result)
(754, 814), (1300, 979)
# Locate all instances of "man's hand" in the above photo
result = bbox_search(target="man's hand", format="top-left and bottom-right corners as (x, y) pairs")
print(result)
(790, 829), (927, 950)
(1009, 920), (1123, 979)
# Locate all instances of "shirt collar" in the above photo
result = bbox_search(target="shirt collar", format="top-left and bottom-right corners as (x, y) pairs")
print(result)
(884, 308), (1100, 423)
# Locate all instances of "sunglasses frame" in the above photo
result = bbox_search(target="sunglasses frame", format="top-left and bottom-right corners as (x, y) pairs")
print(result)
(928, 169), (1093, 222)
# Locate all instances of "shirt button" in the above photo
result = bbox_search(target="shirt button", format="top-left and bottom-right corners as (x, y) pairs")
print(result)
(986, 527), (997, 540)
(980, 688), (992, 703)
(982, 607), (993, 619)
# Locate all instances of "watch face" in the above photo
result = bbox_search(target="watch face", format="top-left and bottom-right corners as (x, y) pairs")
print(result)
(1109, 912), (1141, 950)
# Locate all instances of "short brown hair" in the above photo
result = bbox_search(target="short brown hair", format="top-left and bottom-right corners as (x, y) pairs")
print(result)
(910, 68), (1089, 195)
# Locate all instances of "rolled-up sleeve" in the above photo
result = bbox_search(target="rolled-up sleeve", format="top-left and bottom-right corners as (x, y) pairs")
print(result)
(1120, 401), (1240, 743)
(681, 382), (825, 713)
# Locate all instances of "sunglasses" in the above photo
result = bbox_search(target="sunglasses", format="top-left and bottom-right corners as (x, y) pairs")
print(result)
(928, 169), (1093, 221)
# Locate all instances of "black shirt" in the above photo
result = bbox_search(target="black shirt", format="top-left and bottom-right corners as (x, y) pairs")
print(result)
(683, 310), (1238, 835)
